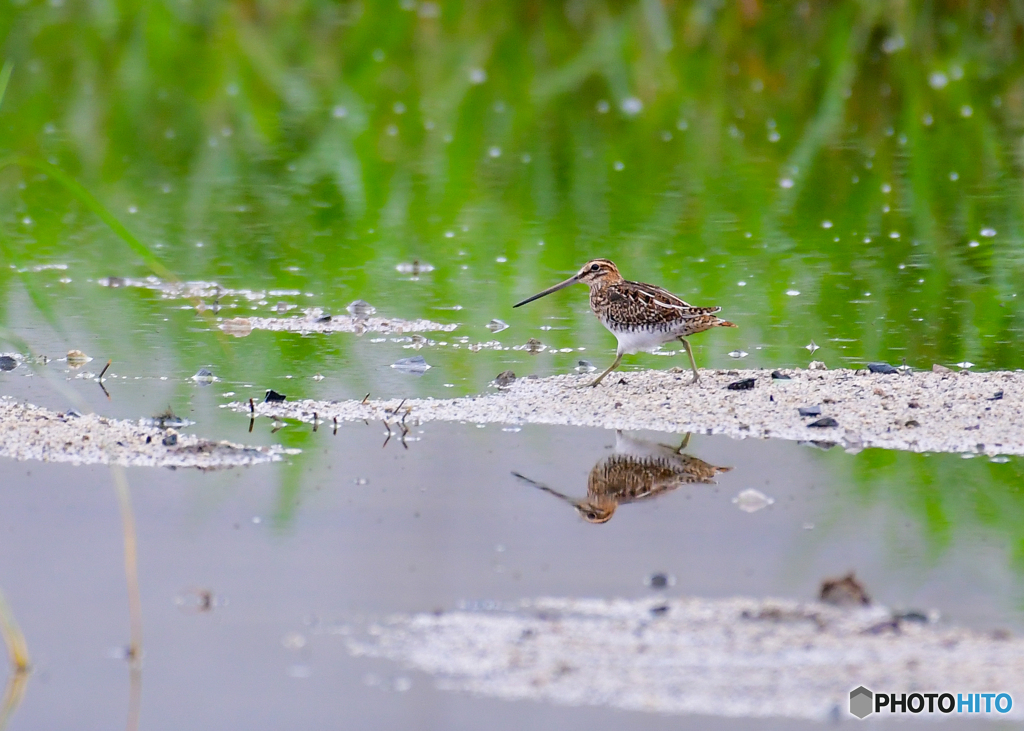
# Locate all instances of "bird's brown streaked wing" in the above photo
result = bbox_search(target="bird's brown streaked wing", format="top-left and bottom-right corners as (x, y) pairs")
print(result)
(627, 281), (694, 309)
(603, 281), (722, 327)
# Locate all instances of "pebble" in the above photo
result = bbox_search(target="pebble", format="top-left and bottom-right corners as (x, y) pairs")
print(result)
(646, 573), (675, 590)
(66, 349), (91, 367)
(493, 370), (516, 388)
(346, 300), (377, 318)
(819, 572), (871, 606)
(727, 378), (756, 391)
(733, 488), (774, 512)
(391, 356), (431, 375)
(192, 368), (216, 383)
(807, 416), (839, 428)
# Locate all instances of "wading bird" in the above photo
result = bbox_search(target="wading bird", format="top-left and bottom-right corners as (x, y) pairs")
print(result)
(513, 259), (736, 386)
(513, 432), (730, 524)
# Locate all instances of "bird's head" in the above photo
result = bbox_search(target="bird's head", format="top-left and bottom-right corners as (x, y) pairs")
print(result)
(513, 259), (622, 307)
(574, 501), (617, 524)
(574, 259), (622, 286)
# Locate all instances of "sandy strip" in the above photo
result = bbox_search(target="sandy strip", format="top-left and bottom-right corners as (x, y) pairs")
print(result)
(218, 311), (458, 337)
(234, 367), (1024, 456)
(0, 398), (294, 468)
(343, 595), (1022, 721)
(95, 276), (458, 335)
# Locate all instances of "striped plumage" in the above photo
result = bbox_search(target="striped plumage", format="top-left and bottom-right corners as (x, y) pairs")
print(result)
(514, 432), (730, 524)
(514, 258), (736, 386)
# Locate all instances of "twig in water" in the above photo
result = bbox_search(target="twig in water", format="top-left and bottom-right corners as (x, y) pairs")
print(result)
(361, 393), (370, 405)
(98, 359), (111, 380)
(312, 412), (318, 433)
(111, 466), (143, 667)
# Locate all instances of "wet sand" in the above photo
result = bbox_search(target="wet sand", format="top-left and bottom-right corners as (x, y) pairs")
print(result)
(235, 367), (1024, 456)
(0, 397), (293, 467)
(346, 595), (1023, 721)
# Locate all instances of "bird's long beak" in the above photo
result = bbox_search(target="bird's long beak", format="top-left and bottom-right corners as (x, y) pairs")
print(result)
(511, 471), (579, 506)
(513, 274), (579, 307)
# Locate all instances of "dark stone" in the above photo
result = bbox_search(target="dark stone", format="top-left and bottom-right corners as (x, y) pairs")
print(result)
(316, 314), (332, 323)
(867, 362), (899, 374)
(893, 610), (928, 623)
(727, 378), (756, 390)
(0, 356), (16, 371)
(770, 370), (791, 380)
(807, 416), (839, 428)
(649, 604), (670, 617)
(493, 370), (516, 387)
(798, 406), (822, 417)
(647, 573), (671, 590)
(264, 389), (287, 403)
(989, 391), (1004, 401)
(820, 572), (870, 606)
(162, 433), (178, 446)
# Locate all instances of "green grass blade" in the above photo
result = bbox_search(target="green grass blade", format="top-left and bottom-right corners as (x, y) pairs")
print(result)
(0, 156), (175, 282)
(0, 62), (12, 112)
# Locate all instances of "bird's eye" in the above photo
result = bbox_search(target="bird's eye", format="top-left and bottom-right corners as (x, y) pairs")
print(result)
(587, 512), (597, 520)
(590, 263), (600, 272)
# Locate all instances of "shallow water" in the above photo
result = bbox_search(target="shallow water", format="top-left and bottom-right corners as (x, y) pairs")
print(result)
(1, 416), (1021, 729)
(4, 3), (1024, 726)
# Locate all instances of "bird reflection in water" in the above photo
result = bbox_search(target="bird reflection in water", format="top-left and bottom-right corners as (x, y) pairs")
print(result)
(513, 431), (731, 523)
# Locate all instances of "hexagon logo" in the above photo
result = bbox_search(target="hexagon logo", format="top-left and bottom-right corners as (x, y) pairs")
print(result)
(850, 686), (873, 719)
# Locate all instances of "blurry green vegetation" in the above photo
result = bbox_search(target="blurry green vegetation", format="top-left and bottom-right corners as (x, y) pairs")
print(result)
(2, 2), (1024, 567)
(2, 1), (1024, 369)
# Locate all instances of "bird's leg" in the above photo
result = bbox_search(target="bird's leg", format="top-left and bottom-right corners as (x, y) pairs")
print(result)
(678, 337), (700, 384)
(586, 352), (623, 387)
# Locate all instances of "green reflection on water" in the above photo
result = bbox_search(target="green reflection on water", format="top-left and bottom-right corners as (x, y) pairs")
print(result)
(1, 3), (1024, 580)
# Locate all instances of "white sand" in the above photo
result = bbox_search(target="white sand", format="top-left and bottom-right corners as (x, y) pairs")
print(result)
(235, 367), (1024, 456)
(345, 595), (1023, 721)
(0, 397), (293, 468)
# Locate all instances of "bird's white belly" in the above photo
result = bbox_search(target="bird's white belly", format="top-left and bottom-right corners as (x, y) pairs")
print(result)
(604, 324), (674, 355)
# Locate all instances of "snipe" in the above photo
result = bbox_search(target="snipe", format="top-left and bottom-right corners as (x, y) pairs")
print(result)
(514, 259), (736, 386)
(513, 432), (731, 524)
